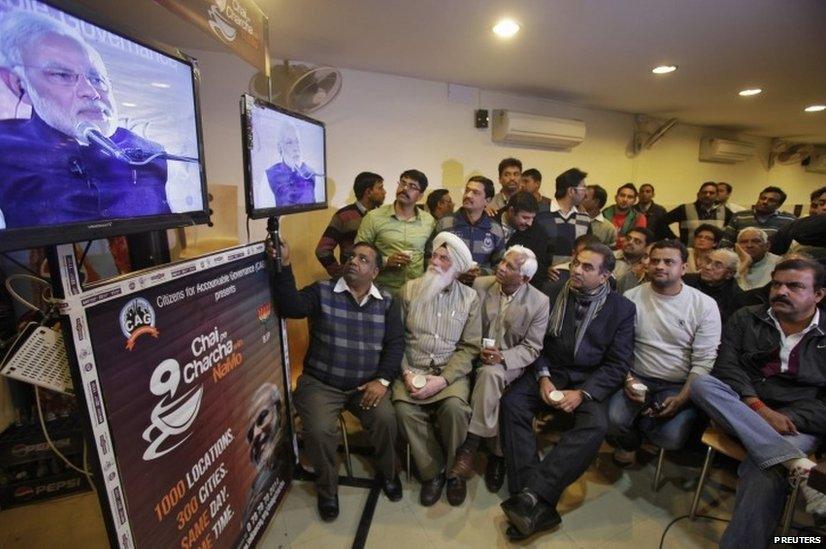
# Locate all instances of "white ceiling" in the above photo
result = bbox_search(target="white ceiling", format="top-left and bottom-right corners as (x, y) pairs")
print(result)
(81, 0), (826, 142)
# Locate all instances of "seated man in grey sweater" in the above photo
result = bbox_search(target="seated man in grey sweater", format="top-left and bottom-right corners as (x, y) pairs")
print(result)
(607, 240), (722, 466)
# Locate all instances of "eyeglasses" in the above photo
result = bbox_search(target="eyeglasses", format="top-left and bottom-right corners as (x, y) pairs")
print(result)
(398, 180), (422, 193)
(19, 65), (110, 92)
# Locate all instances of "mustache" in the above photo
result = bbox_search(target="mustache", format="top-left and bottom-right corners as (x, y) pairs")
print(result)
(76, 100), (112, 115)
(770, 296), (792, 305)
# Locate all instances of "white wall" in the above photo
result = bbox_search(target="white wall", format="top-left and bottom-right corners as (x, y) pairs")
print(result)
(188, 49), (825, 284)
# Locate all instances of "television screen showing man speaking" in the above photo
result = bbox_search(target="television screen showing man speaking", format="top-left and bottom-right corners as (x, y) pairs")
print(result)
(242, 94), (327, 218)
(0, 1), (206, 234)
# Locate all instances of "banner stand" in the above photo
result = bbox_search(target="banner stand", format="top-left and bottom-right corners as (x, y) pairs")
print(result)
(46, 243), (121, 547)
(46, 242), (296, 548)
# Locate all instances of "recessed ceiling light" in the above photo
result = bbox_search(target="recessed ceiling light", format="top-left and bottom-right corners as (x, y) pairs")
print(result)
(804, 104), (825, 113)
(150, 82), (171, 88)
(738, 88), (762, 97)
(492, 19), (520, 38)
(122, 102), (137, 107)
(652, 65), (677, 74)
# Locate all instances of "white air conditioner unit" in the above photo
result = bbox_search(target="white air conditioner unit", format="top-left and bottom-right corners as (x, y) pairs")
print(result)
(491, 110), (586, 150)
(699, 137), (756, 163)
(804, 149), (826, 173)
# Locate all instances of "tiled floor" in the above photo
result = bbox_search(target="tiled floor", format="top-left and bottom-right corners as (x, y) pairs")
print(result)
(0, 444), (744, 548)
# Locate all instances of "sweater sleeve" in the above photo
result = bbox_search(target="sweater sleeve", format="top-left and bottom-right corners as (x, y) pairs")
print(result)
(271, 265), (321, 319)
(315, 212), (345, 277)
(689, 297), (722, 376)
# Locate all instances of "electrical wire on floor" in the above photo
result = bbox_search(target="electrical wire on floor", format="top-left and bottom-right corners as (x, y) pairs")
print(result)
(659, 514), (730, 549)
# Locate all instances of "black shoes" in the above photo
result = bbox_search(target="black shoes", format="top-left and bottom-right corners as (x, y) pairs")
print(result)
(484, 455), (506, 493)
(317, 494), (339, 522)
(501, 489), (562, 540)
(381, 474), (403, 502)
(446, 476), (467, 506)
(420, 474), (445, 506)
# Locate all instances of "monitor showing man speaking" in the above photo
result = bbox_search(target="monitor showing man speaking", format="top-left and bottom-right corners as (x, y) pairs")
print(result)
(243, 94), (327, 217)
(0, 2), (206, 237)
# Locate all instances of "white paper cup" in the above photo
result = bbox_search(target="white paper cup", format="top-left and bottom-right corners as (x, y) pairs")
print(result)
(482, 337), (496, 349)
(631, 382), (648, 397)
(469, 261), (478, 271)
(412, 374), (427, 389)
(549, 390), (564, 403)
(401, 250), (413, 259)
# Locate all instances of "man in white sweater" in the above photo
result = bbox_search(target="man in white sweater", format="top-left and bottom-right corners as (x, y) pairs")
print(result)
(607, 240), (722, 466)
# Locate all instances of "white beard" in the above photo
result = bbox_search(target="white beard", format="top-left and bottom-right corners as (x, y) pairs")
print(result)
(414, 265), (456, 304)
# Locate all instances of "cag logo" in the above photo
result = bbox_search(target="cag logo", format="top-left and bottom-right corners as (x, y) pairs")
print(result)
(142, 359), (203, 461)
(119, 298), (159, 351)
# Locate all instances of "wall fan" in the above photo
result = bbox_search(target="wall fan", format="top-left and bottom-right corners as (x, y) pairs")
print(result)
(631, 115), (678, 156)
(250, 61), (342, 114)
(768, 139), (814, 169)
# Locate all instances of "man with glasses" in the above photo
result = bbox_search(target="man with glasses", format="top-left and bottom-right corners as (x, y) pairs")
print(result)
(270, 239), (405, 521)
(356, 169), (436, 292)
(0, 10), (174, 228)
(537, 167), (592, 267)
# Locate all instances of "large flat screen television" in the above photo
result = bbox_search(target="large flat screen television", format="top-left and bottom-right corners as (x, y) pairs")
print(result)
(240, 94), (327, 219)
(0, 0), (209, 252)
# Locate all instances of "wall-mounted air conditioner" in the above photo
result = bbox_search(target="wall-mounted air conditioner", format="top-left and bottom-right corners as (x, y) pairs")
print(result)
(491, 110), (586, 150)
(804, 149), (826, 174)
(699, 137), (756, 163)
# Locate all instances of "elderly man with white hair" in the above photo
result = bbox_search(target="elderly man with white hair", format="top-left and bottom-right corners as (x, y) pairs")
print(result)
(684, 248), (748, 326)
(0, 10), (173, 227)
(265, 121), (318, 207)
(393, 232), (482, 507)
(450, 245), (550, 493)
(736, 227), (780, 290)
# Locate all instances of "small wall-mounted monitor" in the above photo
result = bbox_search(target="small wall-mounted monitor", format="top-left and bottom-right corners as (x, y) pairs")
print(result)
(0, 0), (210, 252)
(240, 94), (327, 219)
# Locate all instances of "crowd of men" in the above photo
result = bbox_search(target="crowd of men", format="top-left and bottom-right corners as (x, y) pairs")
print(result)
(274, 160), (826, 546)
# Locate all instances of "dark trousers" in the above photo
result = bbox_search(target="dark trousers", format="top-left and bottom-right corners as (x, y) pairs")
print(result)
(293, 374), (397, 498)
(500, 373), (608, 507)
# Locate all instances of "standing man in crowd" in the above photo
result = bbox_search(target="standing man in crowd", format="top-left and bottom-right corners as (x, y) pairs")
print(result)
(498, 191), (553, 287)
(271, 239), (404, 521)
(690, 257), (826, 547)
(450, 246), (549, 493)
(394, 233), (482, 507)
(635, 184), (667, 232)
(683, 248), (746, 327)
(426, 189), (454, 221)
(519, 168), (552, 210)
(717, 182), (746, 213)
(315, 172), (385, 277)
(608, 240), (721, 467)
(499, 243), (635, 540)
(603, 183), (647, 248)
(435, 176), (507, 285)
(581, 184), (618, 247)
(488, 157), (523, 213)
(356, 169), (435, 292)
(736, 227), (780, 290)
(540, 168), (592, 266)
(657, 181), (733, 246)
(722, 186), (796, 247)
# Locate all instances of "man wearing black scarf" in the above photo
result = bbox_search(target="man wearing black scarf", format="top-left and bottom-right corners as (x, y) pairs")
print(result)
(499, 243), (635, 541)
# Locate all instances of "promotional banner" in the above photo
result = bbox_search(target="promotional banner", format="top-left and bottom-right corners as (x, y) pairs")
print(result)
(155, 0), (270, 76)
(72, 244), (292, 548)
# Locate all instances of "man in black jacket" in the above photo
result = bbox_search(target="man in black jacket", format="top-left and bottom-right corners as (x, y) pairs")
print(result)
(498, 243), (635, 541)
(497, 191), (554, 287)
(690, 257), (826, 548)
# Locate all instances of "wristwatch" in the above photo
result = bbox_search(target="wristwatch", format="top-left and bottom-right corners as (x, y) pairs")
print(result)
(378, 378), (390, 387)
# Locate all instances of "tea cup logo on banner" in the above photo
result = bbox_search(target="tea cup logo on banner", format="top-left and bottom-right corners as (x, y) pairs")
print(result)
(142, 359), (204, 461)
